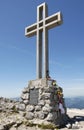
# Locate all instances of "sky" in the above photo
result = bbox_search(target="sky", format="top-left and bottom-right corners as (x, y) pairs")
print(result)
(0, 0), (84, 98)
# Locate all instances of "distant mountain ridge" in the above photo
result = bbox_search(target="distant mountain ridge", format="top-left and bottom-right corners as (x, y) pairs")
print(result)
(65, 96), (84, 109)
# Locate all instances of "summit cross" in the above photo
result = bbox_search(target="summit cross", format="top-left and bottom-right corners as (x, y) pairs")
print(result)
(25, 3), (63, 79)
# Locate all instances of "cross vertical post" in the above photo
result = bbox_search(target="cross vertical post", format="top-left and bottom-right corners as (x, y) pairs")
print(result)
(25, 3), (63, 79)
(42, 4), (49, 78)
(37, 3), (48, 78)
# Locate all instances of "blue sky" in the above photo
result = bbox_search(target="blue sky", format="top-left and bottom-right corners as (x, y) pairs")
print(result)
(0, 0), (84, 98)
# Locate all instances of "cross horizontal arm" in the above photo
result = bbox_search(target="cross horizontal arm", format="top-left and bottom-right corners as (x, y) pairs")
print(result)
(25, 12), (62, 37)
(45, 12), (63, 30)
(25, 23), (37, 37)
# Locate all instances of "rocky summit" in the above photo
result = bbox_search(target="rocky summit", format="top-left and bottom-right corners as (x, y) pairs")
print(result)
(20, 79), (67, 126)
(0, 97), (84, 130)
(0, 97), (60, 130)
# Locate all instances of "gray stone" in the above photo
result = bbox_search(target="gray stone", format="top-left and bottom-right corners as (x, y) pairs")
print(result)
(30, 86), (35, 89)
(41, 93), (51, 99)
(42, 104), (52, 112)
(23, 100), (29, 105)
(34, 112), (38, 118)
(41, 78), (47, 86)
(22, 87), (29, 93)
(19, 111), (26, 116)
(29, 80), (41, 87)
(18, 103), (25, 111)
(35, 105), (41, 111)
(21, 93), (29, 100)
(25, 112), (34, 120)
(26, 105), (35, 112)
(44, 87), (50, 93)
(10, 127), (17, 130)
(38, 100), (45, 106)
(46, 113), (53, 121)
(6, 103), (15, 110)
(45, 100), (51, 105)
(38, 112), (45, 119)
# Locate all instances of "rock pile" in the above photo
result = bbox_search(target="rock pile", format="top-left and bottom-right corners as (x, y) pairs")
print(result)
(0, 98), (84, 129)
(0, 97), (66, 130)
(21, 78), (67, 126)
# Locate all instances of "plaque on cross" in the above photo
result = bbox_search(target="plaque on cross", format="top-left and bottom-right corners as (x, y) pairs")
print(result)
(25, 3), (63, 79)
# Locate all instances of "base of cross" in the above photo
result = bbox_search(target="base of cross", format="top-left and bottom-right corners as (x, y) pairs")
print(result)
(21, 78), (68, 127)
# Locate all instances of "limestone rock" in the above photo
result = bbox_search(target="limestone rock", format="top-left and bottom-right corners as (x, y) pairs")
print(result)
(46, 113), (53, 121)
(25, 112), (34, 120)
(42, 104), (52, 112)
(17, 103), (25, 111)
(38, 100), (45, 106)
(41, 93), (51, 99)
(22, 87), (29, 93)
(35, 105), (41, 111)
(23, 99), (29, 105)
(10, 127), (17, 130)
(21, 93), (29, 100)
(38, 112), (45, 119)
(26, 105), (35, 112)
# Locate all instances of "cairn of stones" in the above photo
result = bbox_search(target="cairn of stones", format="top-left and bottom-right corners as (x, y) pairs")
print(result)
(21, 78), (67, 126)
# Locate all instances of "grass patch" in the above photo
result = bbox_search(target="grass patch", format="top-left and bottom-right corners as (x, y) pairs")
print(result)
(23, 121), (58, 129)
(23, 121), (36, 127)
(38, 123), (58, 129)
(12, 105), (19, 113)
